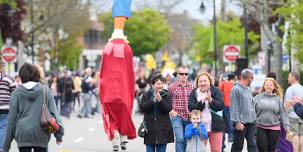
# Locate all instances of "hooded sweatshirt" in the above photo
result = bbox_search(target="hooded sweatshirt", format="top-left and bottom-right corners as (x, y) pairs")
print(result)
(230, 82), (256, 124)
(254, 92), (289, 130)
(3, 82), (64, 151)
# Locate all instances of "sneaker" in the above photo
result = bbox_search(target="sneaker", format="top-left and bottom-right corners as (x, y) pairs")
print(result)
(121, 142), (127, 151)
(113, 145), (119, 152)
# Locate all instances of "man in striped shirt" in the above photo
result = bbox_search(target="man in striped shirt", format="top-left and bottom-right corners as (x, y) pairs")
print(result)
(168, 66), (193, 152)
(0, 62), (16, 151)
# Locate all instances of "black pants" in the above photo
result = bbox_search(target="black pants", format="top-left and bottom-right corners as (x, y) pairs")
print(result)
(19, 147), (47, 152)
(257, 127), (280, 152)
(231, 122), (257, 152)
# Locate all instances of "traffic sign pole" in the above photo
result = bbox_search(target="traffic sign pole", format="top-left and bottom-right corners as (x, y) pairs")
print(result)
(8, 62), (10, 74)
(1, 47), (17, 74)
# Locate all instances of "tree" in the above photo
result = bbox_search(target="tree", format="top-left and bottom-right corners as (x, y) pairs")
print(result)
(277, 0), (303, 66)
(0, 0), (16, 8)
(23, 0), (90, 69)
(58, 37), (82, 70)
(0, 0), (26, 43)
(192, 18), (259, 65)
(237, 0), (285, 83)
(99, 9), (171, 56)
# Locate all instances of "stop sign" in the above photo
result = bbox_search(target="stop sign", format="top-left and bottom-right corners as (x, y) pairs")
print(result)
(223, 45), (240, 62)
(2, 47), (17, 62)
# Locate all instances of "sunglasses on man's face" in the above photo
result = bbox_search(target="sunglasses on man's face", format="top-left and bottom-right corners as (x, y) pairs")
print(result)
(178, 73), (188, 76)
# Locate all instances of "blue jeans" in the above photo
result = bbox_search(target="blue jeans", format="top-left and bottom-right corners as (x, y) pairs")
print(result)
(112, 0), (132, 18)
(146, 144), (167, 152)
(171, 116), (190, 152)
(0, 114), (9, 151)
(223, 107), (234, 139)
(79, 93), (92, 117)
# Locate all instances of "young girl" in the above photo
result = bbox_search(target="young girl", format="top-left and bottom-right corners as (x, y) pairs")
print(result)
(185, 110), (208, 152)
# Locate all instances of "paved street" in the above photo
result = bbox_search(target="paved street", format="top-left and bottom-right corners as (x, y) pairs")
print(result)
(9, 104), (242, 152)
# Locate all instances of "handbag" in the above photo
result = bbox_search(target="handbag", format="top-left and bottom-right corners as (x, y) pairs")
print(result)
(40, 87), (60, 134)
(138, 116), (148, 138)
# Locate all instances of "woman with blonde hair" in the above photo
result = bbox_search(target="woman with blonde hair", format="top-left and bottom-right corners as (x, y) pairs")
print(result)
(188, 72), (224, 152)
(35, 64), (46, 85)
(254, 78), (290, 152)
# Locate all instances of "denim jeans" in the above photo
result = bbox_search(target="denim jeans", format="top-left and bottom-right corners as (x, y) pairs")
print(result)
(112, 0), (132, 18)
(231, 122), (257, 152)
(146, 144), (167, 152)
(222, 106), (234, 151)
(60, 101), (72, 118)
(19, 147), (47, 152)
(79, 93), (92, 117)
(171, 116), (190, 152)
(0, 114), (9, 151)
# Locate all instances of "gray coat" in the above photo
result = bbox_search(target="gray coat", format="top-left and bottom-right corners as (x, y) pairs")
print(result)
(3, 83), (64, 151)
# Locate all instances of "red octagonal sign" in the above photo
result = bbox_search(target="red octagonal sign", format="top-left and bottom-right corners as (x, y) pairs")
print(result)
(223, 45), (240, 62)
(2, 47), (17, 62)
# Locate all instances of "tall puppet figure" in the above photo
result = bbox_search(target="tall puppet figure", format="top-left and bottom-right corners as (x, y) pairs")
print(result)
(99, 0), (136, 152)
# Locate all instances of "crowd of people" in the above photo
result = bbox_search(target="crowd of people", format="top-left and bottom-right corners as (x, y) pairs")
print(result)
(137, 66), (303, 152)
(1, 60), (303, 152)
(0, 62), (100, 152)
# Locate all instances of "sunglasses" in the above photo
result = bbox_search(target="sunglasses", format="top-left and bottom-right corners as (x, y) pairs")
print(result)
(178, 73), (189, 76)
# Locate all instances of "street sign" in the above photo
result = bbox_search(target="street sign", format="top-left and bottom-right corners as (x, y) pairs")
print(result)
(2, 47), (16, 62)
(223, 45), (240, 63)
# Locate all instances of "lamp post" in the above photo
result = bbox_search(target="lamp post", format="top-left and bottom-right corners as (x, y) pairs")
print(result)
(267, 41), (273, 73)
(31, 0), (34, 64)
(243, 3), (249, 61)
(200, 0), (218, 77)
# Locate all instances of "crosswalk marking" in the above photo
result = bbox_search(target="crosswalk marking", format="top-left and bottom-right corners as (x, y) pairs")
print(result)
(73, 137), (84, 143)
(88, 127), (95, 132)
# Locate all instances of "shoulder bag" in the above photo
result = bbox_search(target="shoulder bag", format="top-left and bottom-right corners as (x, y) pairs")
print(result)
(40, 87), (60, 134)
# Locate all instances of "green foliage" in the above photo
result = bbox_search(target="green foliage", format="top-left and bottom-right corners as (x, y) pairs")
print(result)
(192, 18), (259, 64)
(58, 37), (82, 70)
(277, 0), (303, 64)
(28, 0), (90, 70)
(0, 0), (16, 9)
(99, 12), (113, 40)
(99, 9), (171, 56)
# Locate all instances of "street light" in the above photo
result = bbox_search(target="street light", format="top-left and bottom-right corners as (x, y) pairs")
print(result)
(200, 0), (218, 77)
(31, 0), (34, 63)
(243, 4), (249, 61)
(267, 41), (273, 73)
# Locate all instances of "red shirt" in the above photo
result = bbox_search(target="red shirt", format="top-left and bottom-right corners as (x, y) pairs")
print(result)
(219, 80), (234, 107)
(168, 81), (193, 121)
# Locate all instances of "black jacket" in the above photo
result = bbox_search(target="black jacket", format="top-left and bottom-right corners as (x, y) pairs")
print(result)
(188, 86), (225, 132)
(139, 89), (174, 145)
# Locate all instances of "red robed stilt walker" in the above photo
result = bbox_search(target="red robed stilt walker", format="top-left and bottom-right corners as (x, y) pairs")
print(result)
(99, 39), (136, 141)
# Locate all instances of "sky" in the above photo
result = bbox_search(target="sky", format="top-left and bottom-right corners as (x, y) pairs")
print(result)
(91, 0), (243, 24)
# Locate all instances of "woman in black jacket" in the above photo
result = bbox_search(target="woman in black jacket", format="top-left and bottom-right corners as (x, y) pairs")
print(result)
(139, 73), (174, 152)
(188, 72), (224, 152)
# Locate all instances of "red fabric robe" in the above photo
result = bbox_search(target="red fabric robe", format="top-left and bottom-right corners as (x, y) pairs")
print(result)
(99, 39), (136, 140)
